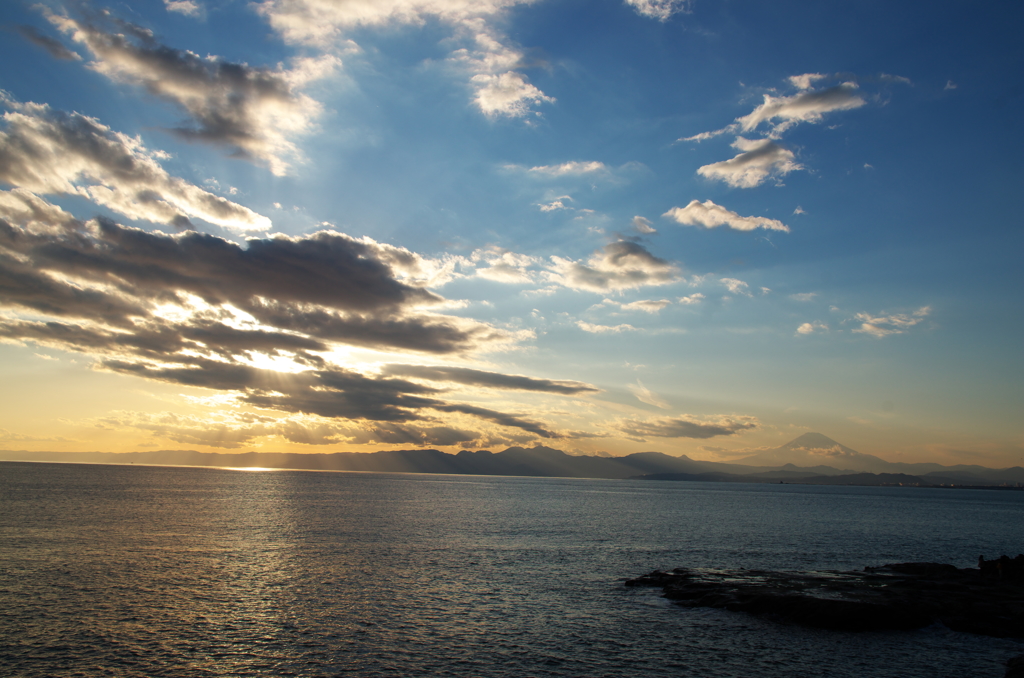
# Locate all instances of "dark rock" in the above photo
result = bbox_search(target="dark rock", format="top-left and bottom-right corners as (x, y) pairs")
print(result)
(626, 558), (1024, 638)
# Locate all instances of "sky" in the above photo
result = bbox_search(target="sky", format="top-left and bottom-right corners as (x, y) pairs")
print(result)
(0, 0), (1022, 467)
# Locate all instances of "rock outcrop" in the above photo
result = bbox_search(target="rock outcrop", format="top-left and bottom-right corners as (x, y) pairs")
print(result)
(626, 558), (1024, 638)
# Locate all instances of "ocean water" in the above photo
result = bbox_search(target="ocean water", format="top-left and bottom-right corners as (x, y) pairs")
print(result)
(1, 462), (1022, 677)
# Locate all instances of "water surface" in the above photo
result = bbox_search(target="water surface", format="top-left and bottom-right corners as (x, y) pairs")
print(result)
(1, 462), (1022, 676)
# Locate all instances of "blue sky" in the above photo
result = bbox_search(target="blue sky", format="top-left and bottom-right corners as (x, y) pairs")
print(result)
(0, 0), (1021, 466)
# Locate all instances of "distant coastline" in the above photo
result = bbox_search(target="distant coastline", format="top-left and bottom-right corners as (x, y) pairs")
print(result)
(3, 432), (1023, 489)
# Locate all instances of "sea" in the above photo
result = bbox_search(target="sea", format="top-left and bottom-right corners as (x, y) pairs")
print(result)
(1, 461), (1022, 677)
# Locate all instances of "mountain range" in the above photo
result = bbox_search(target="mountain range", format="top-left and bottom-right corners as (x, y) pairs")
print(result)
(2, 433), (1022, 486)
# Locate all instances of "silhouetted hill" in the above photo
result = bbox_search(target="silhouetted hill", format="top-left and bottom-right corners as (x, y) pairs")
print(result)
(3, 437), (1022, 487)
(0, 446), (760, 480)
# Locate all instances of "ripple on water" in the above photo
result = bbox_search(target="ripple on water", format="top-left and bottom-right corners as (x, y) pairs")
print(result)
(1, 462), (1022, 677)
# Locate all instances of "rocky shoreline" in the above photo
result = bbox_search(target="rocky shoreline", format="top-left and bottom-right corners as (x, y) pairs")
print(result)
(627, 558), (1024, 673)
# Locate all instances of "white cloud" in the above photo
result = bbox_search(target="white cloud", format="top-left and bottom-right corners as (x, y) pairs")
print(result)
(577, 321), (639, 334)
(632, 216), (656, 233)
(472, 248), (539, 283)
(623, 0), (690, 21)
(618, 299), (671, 313)
(697, 137), (802, 188)
(255, 0), (554, 118)
(787, 73), (827, 90)
(164, 0), (201, 16)
(793, 205), (805, 215)
(538, 195), (572, 212)
(628, 379), (669, 408)
(663, 199), (790, 232)
(790, 292), (816, 302)
(796, 321), (828, 335)
(720, 278), (750, 296)
(528, 161), (607, 176)
(678, 293), (704, 305)
(679, 127), (731, 143)
(0, 97), (272, 231)
(852, 306), (931, 338)
(546, 241), (681, 292)
(47, 10), (338, 176)
(944, 80), (957, 91)
(737, 83), (866, 136)
(471, 71), (555, 118)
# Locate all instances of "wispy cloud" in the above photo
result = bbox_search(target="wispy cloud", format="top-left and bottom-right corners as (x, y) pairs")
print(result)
(14, 25), (81, 61)
(623, 0), (690, 21)
(382, 364), (599, 394)
(527, 161), (607, 176)
(852, 307), (931, 338)
(664, 199), (790, 232)
(576, 321), (639, 333)
(616, 414), (758, 440)
(628, 379), (669, 408)
(255, 0), (554, 118)
(632, 215), (656, 233)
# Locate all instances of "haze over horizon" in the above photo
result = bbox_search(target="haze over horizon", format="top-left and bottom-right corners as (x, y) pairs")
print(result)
(1, 0), (1021, 467)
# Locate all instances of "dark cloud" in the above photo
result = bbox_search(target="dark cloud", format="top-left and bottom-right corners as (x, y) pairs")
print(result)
(547, 240), (680, 292)
(0, 192), (585, 442)
(45, 9), (337, 175)
(617, 415), (758, 440)
(15, 25), (81, 61)
(383, 364), (599, 394)
(0, 98), (271, 230)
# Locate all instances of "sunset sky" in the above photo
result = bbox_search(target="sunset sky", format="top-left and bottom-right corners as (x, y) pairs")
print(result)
(1, 0), (1021, 466)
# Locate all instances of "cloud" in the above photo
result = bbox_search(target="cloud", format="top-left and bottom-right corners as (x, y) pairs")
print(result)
(697, 137), (802, 188)
(737, 83), (866, 136)
(720, 278), (750, 296)
(538, 196), (572, 212)
(15, 25), (81, 61)
(632, 216), (656, 234)
(471, 71), (555, 118)
(617, 299), (671, 313)
(790, 292), (816, 302)
(528, 161), (607, 176)
(471, 247), (539, 283)
(796, 321), (828, 335)
(381, 364), (599, 394)
(852, 307), (930, 338)
(787, 73), (827, 90)
(616, 414), (758, 440)
(944, 80), (957, 91)
(0, 193), (588, 442)
(576, 321), (638, 334)
(254, 0), (553, 118)
(546, 240), (680, 292)
(678, 293), (704, 305)
(664, 199), (790, 232)
(46, 10), (338, 176)
(164, 1), (201, 16)
(628, 379), (669, 408)
(0, 97), (272, 231)
(624, 0), (690, 21)
(679, 128), (731, 143)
